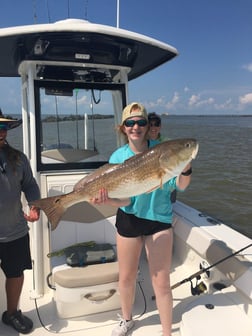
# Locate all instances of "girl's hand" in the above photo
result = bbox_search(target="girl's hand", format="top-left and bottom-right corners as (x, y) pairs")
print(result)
(90, 188), (109, 205)
(90, 188), (131, 208)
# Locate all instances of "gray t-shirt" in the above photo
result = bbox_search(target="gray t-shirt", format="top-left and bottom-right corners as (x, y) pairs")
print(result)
(0, 148), (40, 242)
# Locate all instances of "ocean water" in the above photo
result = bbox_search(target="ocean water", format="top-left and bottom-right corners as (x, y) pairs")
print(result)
(6, 115), (252, 238)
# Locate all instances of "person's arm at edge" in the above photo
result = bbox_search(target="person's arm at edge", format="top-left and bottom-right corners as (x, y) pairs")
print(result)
(176, 163), (192, 190)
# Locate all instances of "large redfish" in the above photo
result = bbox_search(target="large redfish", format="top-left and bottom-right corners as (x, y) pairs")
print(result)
(30, 139), (199, 230)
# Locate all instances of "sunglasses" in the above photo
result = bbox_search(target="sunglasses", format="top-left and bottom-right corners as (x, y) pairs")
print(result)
(0, 124), (8, 130)
(124, 119), (148, 127)
(149, 121), (161, 127)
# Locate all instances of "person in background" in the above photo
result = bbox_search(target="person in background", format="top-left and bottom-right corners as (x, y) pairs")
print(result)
(0, 110), (40, 334)
(148, 112), (164, 141)
(90, 102), (193, 336)
(148, 112), (176, 203)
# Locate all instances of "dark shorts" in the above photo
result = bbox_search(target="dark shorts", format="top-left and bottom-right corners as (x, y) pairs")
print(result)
(0, 234), (32, 278)
(115, 208), (172, 238)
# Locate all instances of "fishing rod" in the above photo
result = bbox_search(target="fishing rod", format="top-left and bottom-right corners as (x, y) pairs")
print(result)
(152, 242), (252, 300)
(171, 242), (252, 291)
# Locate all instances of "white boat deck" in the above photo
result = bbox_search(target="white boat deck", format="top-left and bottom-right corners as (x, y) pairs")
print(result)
(0, 252), (190, 336)
(1, 244), (252, 336)
(1, 203), (252, 336)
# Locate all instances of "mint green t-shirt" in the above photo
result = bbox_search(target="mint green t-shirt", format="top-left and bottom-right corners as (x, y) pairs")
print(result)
(109, 140), (180, 224)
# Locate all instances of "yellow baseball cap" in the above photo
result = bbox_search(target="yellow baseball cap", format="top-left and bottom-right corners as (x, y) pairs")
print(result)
(121, 102), (148, 124)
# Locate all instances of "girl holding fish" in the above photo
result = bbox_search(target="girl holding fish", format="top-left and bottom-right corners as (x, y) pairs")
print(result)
(92, 102), (193, 336)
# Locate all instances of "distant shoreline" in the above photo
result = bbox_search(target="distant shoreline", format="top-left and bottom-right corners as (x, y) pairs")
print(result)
(7, 113), (252, 121)
(42, 114), (114, 122)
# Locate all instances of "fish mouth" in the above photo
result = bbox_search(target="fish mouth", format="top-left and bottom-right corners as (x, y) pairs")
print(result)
(191, 142), (199, 159)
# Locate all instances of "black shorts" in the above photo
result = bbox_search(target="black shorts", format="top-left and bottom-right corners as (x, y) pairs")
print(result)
(0, 234), (32, 278)
(115, 208), (172, 238)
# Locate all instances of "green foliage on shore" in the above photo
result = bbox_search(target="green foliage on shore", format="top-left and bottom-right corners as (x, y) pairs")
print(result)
(42, 114), (114, 122)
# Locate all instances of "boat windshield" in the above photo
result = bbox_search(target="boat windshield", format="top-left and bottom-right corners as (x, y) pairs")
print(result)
(34, 81), (125, 171)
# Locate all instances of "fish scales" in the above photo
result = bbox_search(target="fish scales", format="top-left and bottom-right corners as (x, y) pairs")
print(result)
(75, 149), (164, 199)
(30, 139), (199, 230)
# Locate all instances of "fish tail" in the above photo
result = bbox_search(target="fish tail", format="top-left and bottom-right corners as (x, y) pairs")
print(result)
(30, 195), (67, 231)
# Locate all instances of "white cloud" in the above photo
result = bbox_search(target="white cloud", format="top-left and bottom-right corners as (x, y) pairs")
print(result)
(188, 94), (214, 109)
(145, 96), (166, 109)
(239, 92), (252, 105)
(242, 63), (252, 72)
(142, 86), (252, 115)
(188, 94), (200, 106)
(171, 92), (180, 105)
(156, 97), (166, 105)
(196, 98), (214, 107)
(145, 93), (180, 112)
(165, 92), (180, 110)
(214, 99), (233, 111)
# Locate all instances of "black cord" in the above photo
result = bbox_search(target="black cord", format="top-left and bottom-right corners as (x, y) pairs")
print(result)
(34, 279), (147, 333)
(46, 272), (55, 290)
(91, 89), (101, 104)
(135, 280), (147, 318)
(34, 298), (57, 333)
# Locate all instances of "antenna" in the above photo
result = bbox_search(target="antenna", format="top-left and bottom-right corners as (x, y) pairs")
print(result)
(32, 0), (37, 23)
(84, 0), (88, 20)
(67, 0), (70, 17)
(45, 0), (51, 23)
(116, 0), (120, 28)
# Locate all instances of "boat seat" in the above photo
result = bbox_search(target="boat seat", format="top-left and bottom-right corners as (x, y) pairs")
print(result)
(52, 261), (120, 318)
(180, 292), (252, 336)
(42, 148), (98, 162)
(173, 215), (249, 284)
(53, 261), (119, 287)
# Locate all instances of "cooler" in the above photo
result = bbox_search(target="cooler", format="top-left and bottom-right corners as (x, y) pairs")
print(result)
(52, 261), (120, 318)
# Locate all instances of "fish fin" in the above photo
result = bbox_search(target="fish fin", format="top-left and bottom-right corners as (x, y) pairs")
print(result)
(29, 195), (67, 231)
(146, 185), (160, 193)
(146, 170), (166, 193)
(159, 175), (164, 189)
(158, 169), (166, 189)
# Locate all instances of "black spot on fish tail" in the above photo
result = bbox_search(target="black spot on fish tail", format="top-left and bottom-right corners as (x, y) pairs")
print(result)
(29, 195), (66, 231)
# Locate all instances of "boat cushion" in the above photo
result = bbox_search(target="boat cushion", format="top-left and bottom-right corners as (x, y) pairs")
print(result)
(53, 261), (119, 288)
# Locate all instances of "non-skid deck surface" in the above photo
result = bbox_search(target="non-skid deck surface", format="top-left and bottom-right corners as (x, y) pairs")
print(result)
(0, 254), (195, 336)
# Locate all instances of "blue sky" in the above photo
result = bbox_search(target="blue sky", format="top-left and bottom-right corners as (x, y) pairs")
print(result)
(0, 0), (252, 115)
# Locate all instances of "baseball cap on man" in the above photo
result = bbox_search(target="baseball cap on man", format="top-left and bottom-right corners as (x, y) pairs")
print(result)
(122, 102), (148, 124)
(0, 109), (22, 130)
(148, 112), (161, 123)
